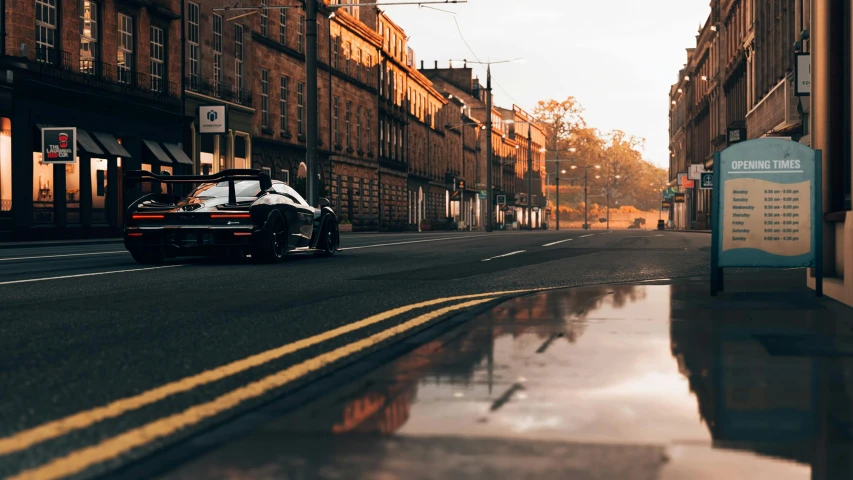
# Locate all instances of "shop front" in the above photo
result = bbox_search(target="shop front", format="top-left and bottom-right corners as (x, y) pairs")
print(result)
(0, 92), (188, 241)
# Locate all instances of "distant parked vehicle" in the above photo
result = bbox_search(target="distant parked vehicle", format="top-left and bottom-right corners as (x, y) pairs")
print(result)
(657, 219), (666, 231)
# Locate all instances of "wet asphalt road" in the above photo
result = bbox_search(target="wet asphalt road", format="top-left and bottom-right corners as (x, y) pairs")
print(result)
(0, 230), (711, 479)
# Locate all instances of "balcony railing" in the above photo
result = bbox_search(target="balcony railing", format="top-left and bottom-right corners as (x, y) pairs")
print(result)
(186, 74), (253, 107)
(33, 48), (178, 101)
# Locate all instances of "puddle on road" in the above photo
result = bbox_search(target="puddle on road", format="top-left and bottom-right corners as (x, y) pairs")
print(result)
(163, 280), (853, 480)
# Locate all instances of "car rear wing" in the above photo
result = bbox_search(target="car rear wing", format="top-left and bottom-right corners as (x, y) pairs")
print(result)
(123, 169), (273, 205)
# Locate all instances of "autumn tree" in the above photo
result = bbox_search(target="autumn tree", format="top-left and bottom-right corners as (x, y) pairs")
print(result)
(533, 98), (667, 217)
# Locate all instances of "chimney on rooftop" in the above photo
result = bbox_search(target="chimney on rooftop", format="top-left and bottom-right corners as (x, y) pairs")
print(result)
(435, 60), (438, 68)
(421, 60), (424, 69)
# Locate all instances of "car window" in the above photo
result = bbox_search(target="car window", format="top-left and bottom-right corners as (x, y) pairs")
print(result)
(273, 184), (309, 206)
(190, 181), (261, 199)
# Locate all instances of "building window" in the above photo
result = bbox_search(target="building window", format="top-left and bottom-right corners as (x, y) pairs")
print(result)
(213, 13), (222, 95)
(366, 54), (372, 85)
(0, 119), (10, 212)
(117, 13), (134, 84)
(280, 76), (289, 133)
(279, 8), (286, 45)
(35, 0), (57, 63)
(345, 101), (352, 147)
(356, 106), (362, 151)
(297, 82), (305, 137)
(149, 26), (165, 92)
(33, 152), (54, 223)
(259, 0), (267, 36)
(333, 96), (340, 146)
(280, 169), (290, 184)
(355, 48), (362, 82)
(332, 36), (338, 69)
(79, 0), (98, 74)
(366, 109), (372, 152)
(345, 42), (351, 76)
(261, 69), (269, 128)
(297, 14), (305, 53)
(235, 24), (244, 99)
(188, 2), (199, 90)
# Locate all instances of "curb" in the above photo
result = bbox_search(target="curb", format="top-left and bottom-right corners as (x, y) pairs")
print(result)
(0, 239), (124, 250)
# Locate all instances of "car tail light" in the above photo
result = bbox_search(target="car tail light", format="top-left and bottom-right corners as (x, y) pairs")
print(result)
(131, 214), (165, 220)
(211, 213), (251, 219)
(233, 232), (252, 236)
(127, 232), (144, 237)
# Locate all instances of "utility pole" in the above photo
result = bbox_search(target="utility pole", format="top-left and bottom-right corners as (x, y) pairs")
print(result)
(583, 168), (588, 230)
(554, 128), (560, 231)
(485, 65), (493, 233)
(527, 124), (533, 229)
(305, 0), (319, 206)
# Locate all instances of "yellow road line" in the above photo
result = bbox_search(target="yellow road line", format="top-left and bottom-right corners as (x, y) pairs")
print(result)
(0, 289), (539, 456)
(9, 298), (498, 480)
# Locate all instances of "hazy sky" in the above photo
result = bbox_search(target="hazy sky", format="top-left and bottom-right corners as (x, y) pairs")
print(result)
(383, 0), (711, 168)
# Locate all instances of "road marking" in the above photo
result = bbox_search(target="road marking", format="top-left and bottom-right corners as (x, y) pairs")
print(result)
(8, 298), (498, 480)
(0, 265), (182, 286)
(340, 236), (470, 251)
(0, 288), (540, 456)
(481, 250), (526, 262)
(542, 239), (573, 247)
(0, 251), (125, 262)
(579, 234), (595, 238)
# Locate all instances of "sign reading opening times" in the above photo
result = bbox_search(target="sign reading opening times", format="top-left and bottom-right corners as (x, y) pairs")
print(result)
(711, 138), (823, 296)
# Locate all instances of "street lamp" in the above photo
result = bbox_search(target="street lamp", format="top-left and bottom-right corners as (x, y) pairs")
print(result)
(568, 163), (599, 230)
(451, 58), (524, 232)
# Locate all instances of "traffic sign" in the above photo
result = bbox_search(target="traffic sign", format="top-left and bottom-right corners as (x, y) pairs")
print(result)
(700, 172), (713, 190)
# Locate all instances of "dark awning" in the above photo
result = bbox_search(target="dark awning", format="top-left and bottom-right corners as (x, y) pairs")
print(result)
(92, 132), (132, 158)
(163, 143), (193, 165)
(35, 124), (104, 155)
(76, 129), (104, 155)
(142, 140), (172, 164)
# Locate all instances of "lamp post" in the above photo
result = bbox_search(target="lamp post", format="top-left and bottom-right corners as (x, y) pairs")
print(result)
(570, 163), (600, 229)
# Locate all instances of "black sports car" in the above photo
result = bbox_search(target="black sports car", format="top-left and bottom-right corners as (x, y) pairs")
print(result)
(122, 169), (340, 264)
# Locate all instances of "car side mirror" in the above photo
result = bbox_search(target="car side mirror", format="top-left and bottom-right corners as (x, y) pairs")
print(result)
(318, 197), (330, 207)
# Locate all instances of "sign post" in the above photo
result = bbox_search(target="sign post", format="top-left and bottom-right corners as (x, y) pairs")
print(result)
(711, 138), (822, 297)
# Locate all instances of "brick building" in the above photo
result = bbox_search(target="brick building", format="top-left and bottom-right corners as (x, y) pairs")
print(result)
(500, 105), (546, 228)
(420, 63), (486, 228)
(182, 1), (254, 178)
(668, 0), (806, 231)
(0, 0), (188, 240)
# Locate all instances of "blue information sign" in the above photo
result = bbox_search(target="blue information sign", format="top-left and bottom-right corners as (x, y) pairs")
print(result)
(711, 138), (823, 296)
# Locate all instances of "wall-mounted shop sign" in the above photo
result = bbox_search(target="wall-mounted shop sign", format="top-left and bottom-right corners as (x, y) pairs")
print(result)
(42, 127), (77, 164)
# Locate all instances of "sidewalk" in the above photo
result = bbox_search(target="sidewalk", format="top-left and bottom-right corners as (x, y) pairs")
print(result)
(157, 269), (850, 480)
(0, 237), (123, 249)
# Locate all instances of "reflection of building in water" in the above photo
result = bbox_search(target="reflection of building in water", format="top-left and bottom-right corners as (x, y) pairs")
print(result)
(671, 310), (853, 477)
(329, 286), (648, 436)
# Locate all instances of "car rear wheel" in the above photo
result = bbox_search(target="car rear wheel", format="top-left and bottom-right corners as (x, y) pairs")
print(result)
(128, 247), (164, 265)
(253, 216), (287, 263)
(315, 215), (340, 257)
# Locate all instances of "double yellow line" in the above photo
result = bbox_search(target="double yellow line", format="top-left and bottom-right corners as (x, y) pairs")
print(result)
(4, 288), (543, 480)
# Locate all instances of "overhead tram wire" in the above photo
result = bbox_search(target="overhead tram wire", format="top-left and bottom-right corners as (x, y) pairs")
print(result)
(452, 17), (523, 108)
